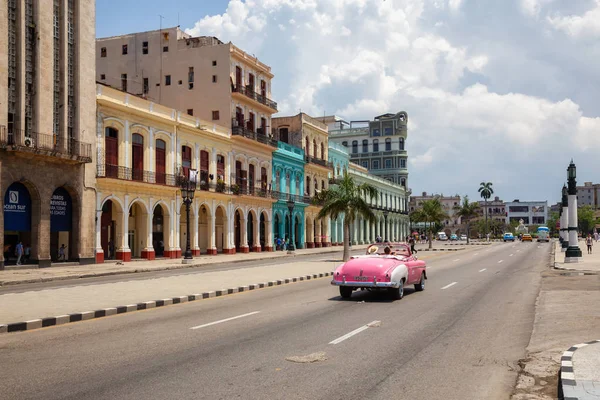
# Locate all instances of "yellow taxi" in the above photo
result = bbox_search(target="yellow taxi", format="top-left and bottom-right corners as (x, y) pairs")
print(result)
(522, 234), (533, 242)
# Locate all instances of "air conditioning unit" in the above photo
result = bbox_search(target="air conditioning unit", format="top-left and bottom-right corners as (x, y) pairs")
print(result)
(24, 137), (35, 147)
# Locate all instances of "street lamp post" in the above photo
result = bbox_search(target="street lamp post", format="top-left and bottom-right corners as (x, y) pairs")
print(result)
(180, 169), (197, 264)
(287, 198), (296, 253)
(565, 161), (582, 263)
(560, 184), (569, 252)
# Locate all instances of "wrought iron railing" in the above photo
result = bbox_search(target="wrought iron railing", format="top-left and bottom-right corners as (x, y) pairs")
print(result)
(0, 126), (92, 162)
(305, 155), (332, 168)
(97, 164), (177, 186)
(232, 85), (278, 111)
(231, 123), (278, 148)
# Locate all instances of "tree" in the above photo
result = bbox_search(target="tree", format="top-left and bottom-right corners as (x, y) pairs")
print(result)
(478, 182), (494, 238)
(317, 172), (378, 262)
(410, 198), (449, 249)
(453, 196), (479, 244)
(578, 205), (596, 235)
(547, 211), (559, 237)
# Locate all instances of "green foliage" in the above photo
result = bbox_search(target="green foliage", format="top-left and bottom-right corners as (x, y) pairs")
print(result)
(478, 182), (494, 201)
(317, 172), (378, 261)
(547, 212), (559, 236)
(453, 196), (480, 243)
(578, 205), (596, 235)
(410, 198), (449, 248)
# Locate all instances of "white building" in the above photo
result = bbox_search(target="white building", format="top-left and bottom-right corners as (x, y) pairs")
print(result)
(505, 200), (548, 226)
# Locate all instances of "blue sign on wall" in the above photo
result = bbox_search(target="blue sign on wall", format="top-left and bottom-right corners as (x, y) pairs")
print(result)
(50, 187), (72, 232)
(3, 182), (32, 232)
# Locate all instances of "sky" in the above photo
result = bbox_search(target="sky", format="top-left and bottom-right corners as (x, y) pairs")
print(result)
(96, 0), (600, 205)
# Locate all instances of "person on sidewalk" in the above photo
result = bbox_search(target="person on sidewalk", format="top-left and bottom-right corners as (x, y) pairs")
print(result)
(58, 244), (67, 261)
(24, 244), (31, 264)
(586, 234), (593, 254)
(15, 241), (24, 266)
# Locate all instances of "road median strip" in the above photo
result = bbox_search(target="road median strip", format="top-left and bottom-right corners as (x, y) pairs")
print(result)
(0, 271), (334, 334)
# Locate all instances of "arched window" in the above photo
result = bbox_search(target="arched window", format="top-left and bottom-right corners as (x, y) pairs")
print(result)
(362, 139), (368, 153)
(279, 128), (289, 144)
(305, 137), (310, 156)
(385, 138), (391, 151)
(306, 176), (311, 195)
(275, 170), (281, 191)
(352, 140), (358, 153)
(155, 139), (166, 184)
(342, 141), (348, 147)
(399, 137), (405, 150)
(314, 178), (318, 194)
(321, 143), (325, 160)
(132, 133), (144, 181)
(313, 139), (317, 158)
(104, 127), (119, 178)
(321, 180), (325, 190)
(401, 178), (406, 187)
(181, 145), (192, 178)
(373, 139), (379, 152)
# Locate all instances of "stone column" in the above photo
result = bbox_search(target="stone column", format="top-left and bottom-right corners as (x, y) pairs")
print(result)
(241, 211), (249, 253)
(192, 202), (200, 256)
(209, 209), (217, 255)
(565, 163), (582, 262)
(561, 185), (569, 252)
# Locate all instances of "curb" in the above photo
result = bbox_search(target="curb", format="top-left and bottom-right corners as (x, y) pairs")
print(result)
(0, 271), (334, 334)
(0, 247), (359, 287)
(418, 248), (464, 252)
(560, 340), (600, 399)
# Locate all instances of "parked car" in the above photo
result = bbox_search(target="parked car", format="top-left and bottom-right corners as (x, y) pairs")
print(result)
(450, 234), (458, 241)
(331, 243), (427, 300)
(437, 232), (448, 241)
(522, 234), (533, 242)
(460, 234), (467, 241)
(503, 233), (515, 242)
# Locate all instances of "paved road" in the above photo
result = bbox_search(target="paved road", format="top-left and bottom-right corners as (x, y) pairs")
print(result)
(0, 242), (550, 400)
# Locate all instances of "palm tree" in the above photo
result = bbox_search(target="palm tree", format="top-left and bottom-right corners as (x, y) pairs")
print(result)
(317, 172), (378, 262)
(410, 198), (448, 249)
(478, 182), (494, 239)
(453, 196), (479, 245)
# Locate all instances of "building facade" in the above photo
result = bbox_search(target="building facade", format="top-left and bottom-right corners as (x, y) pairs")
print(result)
(95, 84), (275, 262)
(476, 196), (506, 224)
(96, 27), (278, 143)
(326, 112), (408, 188)
(577, 182), (600, 209)
(272, 113), (332, 248)
(1, 0), (96, 268)
(505, 200), (548, 226)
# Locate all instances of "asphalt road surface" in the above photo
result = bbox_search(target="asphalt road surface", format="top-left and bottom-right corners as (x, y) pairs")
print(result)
(0, 241), (550, 400)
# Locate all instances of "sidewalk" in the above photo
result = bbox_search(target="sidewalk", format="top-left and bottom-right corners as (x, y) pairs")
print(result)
(554, 240), (600, 272)
(0, 245), (371, 287)
(512, 240), (600, 400)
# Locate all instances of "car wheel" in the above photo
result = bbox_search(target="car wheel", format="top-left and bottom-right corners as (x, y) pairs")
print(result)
(339, 286), (353, 299)
(389, 279), (404, 300)
(414, 273), (425, 292)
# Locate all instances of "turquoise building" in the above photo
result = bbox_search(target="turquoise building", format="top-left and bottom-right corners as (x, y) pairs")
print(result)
(328, 142), (350, 245)
(272, 142), (307, 249)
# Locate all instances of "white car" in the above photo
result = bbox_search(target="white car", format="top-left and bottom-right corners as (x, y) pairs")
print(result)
(460, 234), (467, 241)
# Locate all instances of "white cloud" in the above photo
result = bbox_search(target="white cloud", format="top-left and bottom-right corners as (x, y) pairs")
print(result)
(547, 0), (600, 38)
(183, 0), (600, 201)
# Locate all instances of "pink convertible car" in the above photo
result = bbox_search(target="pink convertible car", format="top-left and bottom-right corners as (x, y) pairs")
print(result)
(331, 243), (427, 300)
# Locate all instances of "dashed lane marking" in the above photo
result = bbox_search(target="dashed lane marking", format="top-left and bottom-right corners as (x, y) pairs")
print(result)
(474, 253), (479, 256)
(509, 254), (514, 257)
(453, 259), (460, 262)
(441, 282), (458, 290)
(190, 311), (260, 330)
(498, 260), (504, 264)
(329, 321), (380, 345)
(479, 268), (486, 272)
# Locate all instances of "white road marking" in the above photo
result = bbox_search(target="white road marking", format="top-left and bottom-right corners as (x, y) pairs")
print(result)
(517, 250), (521, 252)
(479, 268), (487, 272)
(453, 259), (460, 262)
(329, 321), (380, 345)
(498, 260), (504, 264)
(441, 282), (458, 290)
(509, 254), (514, 257)
(190, 311), (260, 330)
(474, 253), (479, 256)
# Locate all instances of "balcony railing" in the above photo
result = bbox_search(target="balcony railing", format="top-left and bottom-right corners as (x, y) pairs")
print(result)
(231, 122), (278, 148)
(305, 155), (332, 168)
(232, 84), (278, 111)
(271, 191), (312, 204)
(97, 164), (177, 186)
(0, 126), (92, 162)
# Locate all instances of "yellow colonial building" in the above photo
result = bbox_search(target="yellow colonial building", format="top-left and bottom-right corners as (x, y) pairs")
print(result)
(95, 84), (275, 262)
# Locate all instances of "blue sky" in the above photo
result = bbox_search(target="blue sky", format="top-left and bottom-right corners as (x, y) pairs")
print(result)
(96, 0), (228, 38)
(96, 0), (600, 204)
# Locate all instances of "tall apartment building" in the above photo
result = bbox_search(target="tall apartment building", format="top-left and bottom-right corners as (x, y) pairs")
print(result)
(326, 112), (408, 188)
(96, 27), (277, 141)
(577, 182), (600, 209)
(0, 0), (96, 268)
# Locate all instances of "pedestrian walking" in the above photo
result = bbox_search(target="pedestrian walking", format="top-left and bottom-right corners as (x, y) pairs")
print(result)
(276, 237), (282, 251)
(586, 234), (593, 254)
(594, 232), (598, 242)
(24, 244), (31, 264)
(409, 236), (417, 254)
(15, 241), (24, 266)
(58, 244), (67, 261)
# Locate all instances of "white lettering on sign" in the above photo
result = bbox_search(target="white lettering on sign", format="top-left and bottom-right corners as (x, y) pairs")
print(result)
(50, 194), (69, 216)
(3, 204), (26, 213)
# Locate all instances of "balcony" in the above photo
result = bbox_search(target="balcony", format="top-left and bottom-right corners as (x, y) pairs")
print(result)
(1, 126), (92, 163)
(97, 164), (178, 186)
(231, 121), (278, 148)
(271, 191), (311, 205)
(232, 84), (278, 111)
(305, 155), (332, 169)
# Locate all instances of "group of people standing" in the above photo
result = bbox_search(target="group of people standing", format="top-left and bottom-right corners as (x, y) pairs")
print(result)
(3, 242), (68, 265)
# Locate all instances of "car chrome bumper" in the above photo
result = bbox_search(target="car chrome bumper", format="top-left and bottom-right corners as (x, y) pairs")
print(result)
(331, 280), (400, 289)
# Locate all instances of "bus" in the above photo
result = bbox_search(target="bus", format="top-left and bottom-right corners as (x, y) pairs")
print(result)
(537, 226), (550, 242)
